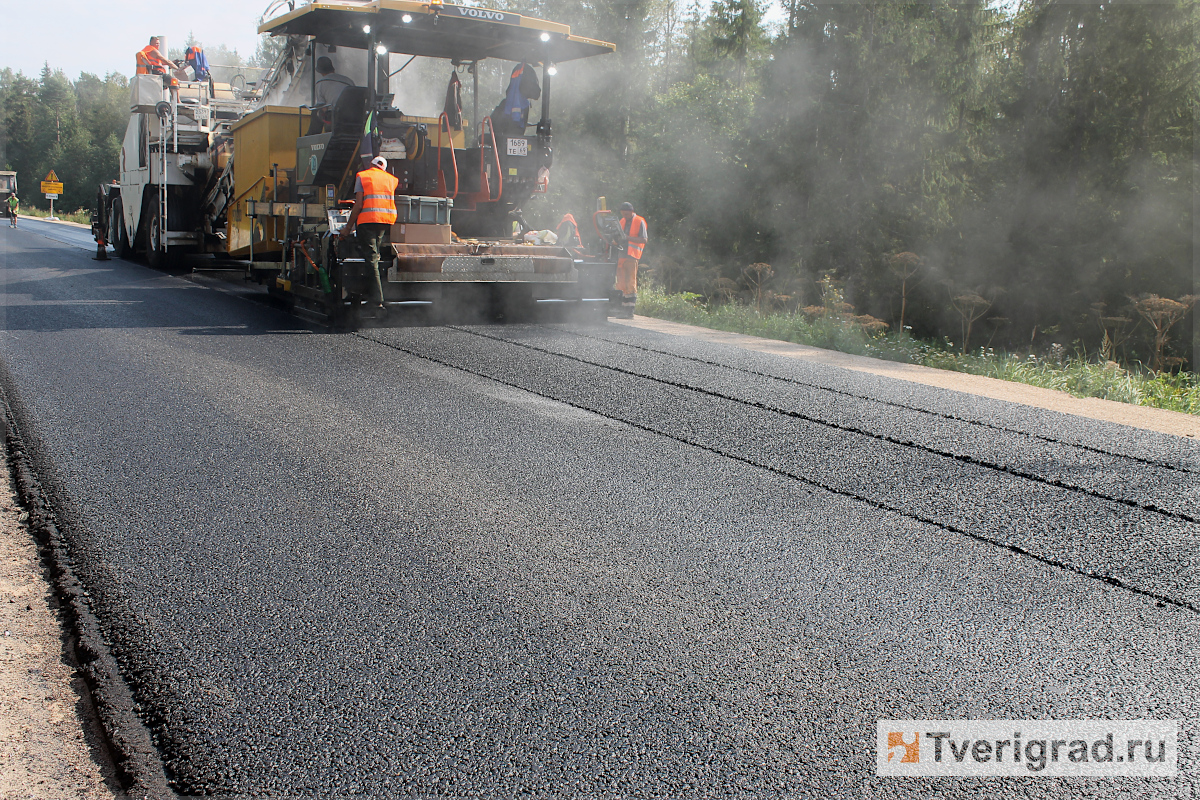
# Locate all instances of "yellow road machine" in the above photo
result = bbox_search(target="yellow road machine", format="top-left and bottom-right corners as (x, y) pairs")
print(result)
(94, 0), (617, 325)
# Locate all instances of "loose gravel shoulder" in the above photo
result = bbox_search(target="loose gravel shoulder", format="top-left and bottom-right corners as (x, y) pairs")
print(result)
(0, 446), (118, 799)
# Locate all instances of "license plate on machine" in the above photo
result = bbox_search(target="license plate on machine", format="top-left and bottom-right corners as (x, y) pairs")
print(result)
(506, 138), (529, 156)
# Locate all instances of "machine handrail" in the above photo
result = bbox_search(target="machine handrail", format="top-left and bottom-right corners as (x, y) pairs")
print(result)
(261, 0), (301, 22)
(435, 113), (459, 200)
(479, 117), (502, 202)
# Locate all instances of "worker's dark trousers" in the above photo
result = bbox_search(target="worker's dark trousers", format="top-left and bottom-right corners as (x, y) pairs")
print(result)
(356, 223), (390, 304)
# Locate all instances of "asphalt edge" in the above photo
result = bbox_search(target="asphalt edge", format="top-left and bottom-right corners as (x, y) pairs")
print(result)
(613, 316), (1200, 441)
(0, 372), (176, 799)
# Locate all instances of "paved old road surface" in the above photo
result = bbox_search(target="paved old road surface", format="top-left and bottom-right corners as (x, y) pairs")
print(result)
(1, 223), (1197, 797)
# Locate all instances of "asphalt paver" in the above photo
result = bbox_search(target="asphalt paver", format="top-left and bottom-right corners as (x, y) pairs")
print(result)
(0, 226), (1197, 797)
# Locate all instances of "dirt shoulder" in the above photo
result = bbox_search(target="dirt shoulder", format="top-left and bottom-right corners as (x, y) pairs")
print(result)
(0, 449), (120, 799)
(617, 316), (1200, 440)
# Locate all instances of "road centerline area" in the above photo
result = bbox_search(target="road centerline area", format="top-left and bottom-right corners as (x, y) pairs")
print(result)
(446, 324), (1197, 523)
(541, 322), (1200, 474)
(357, 327), (1200, 614)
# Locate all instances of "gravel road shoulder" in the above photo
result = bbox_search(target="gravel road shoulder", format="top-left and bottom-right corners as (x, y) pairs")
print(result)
(0, 445), (119, 800)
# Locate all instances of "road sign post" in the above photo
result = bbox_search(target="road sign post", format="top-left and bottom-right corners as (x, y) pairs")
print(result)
(40, 171), (63, 220)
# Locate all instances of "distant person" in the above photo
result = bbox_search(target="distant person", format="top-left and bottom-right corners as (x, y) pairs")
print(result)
(136, 36), (184, 80)
(555, 213), (582, 256)
(488, 62), (540, 138)
(614, 202), (647, 317)
(184, 43), (211, 81)
(6, 194), (17, 228)
(339, 156), (398, 311)
(136, 36), (185, 100)
(308, 57), (356, 135)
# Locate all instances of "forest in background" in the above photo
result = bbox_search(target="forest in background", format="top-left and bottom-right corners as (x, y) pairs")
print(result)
(1, 0), (1195, 368)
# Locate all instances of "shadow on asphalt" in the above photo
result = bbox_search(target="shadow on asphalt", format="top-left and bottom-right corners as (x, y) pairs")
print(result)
(5, 238), (610, 333)
(1, 257), (315, 335)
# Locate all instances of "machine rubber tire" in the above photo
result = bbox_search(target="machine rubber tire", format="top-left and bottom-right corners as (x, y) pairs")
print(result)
(145, 200), (185, 273)
(111, 200), (133, 258)
(146, 202), (165, 270)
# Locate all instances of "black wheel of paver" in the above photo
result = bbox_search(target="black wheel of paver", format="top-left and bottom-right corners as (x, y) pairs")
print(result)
(146, 202), (166, 270)
(111, 200), (134, 258)
(145, 200), (187, 273)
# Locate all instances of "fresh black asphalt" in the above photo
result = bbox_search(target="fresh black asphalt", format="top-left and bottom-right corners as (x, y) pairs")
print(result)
(1, 223), (1197, 797)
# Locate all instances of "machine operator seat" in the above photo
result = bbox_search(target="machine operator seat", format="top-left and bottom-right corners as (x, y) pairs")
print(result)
(329, 86), (369, 138)
(312, 87), (370, 187)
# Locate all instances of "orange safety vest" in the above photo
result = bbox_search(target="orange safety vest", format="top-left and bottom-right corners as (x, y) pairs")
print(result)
(620, 214), (647, 259)
(136, 45), (170, 75)
(556, 213), (582, 253)
(357, 167), (400, 225)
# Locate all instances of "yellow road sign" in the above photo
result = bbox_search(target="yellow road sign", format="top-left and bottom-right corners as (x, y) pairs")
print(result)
(41, 181), (64, 194)
(44, 170), (60, 183)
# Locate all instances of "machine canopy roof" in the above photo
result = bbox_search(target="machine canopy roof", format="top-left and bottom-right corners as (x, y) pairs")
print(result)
(260, 0), (616, 63)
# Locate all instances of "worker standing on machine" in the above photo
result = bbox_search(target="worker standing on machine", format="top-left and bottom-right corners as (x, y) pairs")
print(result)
(340, 156), (399, 311)
(184, 43), (210, 81)
(615, 202), (648, 317)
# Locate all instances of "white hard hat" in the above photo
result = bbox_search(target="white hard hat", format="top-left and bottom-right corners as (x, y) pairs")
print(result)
(371, 156), (387, 169)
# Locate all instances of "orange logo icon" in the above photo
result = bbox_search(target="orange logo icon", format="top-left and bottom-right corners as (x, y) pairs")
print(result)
(887, 732), (920, 763)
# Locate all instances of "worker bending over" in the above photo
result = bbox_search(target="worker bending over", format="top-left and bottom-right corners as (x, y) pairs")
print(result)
(340, 156), (398, 310)
(555, 213), (583, 256)
(615, 202), (648, 317)
(184, 43), (210, 81)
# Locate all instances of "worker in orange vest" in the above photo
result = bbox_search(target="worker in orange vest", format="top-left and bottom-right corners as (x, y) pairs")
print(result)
(555, 213), (583, 256)
(136, 37), (180, 77)
(340, 156), (399, 310)
(615, 202), (648, 317)
(136, 36), (183, 97)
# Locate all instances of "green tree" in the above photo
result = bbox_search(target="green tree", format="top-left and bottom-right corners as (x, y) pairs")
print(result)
(959, 0), (1197, 359)
(0, 66), (129, 212)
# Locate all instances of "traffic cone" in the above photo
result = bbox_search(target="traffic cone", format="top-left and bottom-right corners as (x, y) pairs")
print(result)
(94, 239), (109, 260)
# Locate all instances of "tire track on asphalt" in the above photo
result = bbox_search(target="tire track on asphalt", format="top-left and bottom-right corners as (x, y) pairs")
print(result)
(355, 329), (1198, 614)
(454, 325), (1197, 524)
(542, 323), (1199, 475)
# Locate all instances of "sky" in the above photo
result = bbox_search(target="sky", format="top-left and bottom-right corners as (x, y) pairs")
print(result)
(3, 0), (269, 80)
(2, 0), (1012, 83)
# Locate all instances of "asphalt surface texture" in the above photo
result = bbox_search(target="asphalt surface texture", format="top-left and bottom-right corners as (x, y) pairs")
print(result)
(1, 221), (1197, 798)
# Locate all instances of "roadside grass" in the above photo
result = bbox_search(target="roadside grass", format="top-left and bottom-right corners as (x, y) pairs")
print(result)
(20, 207), (92, 225)
(636, 289), (1200, 415)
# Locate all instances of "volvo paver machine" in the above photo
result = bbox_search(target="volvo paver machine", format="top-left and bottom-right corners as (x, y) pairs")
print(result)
(95, 0), (617, 325)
